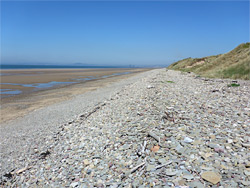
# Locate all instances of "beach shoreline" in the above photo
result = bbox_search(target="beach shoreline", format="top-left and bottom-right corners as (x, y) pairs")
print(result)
(0, 68), (151, 123)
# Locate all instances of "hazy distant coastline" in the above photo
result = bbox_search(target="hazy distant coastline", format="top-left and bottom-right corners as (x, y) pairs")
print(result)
(0, 64), (141, 69)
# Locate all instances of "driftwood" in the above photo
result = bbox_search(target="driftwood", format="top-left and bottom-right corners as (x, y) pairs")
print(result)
(79, 103), (106, 119)
(123, 162), (145, 179)
(16, 166), (32, 174)
(155, 160), (172, 170)
(127, 157), (147, 176)
(130, 162), (146, 174)
(138, 166), (146, 176)
(80, 106), (100, 119)
(141, 140), (147, 153)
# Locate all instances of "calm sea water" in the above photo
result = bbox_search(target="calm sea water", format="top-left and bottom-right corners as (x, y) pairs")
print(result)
(0, 64), (131, 69)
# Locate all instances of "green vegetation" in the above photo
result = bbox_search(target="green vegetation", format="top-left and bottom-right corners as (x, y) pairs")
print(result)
(168, 42), (250, 80)
(242, 43), (250, 49)
(161, 80), (175, 84)
(222, 61), (250, 80)
(228, 83), (240, 87)
(166, 81), (174, 83)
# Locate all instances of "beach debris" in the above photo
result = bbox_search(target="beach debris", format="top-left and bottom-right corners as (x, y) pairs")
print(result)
(16, 166), (32, 174)
(3, 172), (13, 179)
(130, 162), (146, 174)
(39, 150), (50, 159)
(155, 161), (172, 170)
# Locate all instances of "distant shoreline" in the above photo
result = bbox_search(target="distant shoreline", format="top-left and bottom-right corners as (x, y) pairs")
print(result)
(0, 64), (142, 69)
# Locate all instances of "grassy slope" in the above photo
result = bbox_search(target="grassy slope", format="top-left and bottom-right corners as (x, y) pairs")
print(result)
(168, 43), (250, 80)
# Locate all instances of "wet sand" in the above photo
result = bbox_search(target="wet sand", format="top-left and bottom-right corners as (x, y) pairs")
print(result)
(0, 68), (151, 123)
(1, 68), (142, 93)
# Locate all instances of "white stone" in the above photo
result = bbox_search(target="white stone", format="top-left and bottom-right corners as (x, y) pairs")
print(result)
(184, 137), (193, 143)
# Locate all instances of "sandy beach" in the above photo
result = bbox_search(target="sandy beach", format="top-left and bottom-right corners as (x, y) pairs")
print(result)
(0, 68), (150, 123)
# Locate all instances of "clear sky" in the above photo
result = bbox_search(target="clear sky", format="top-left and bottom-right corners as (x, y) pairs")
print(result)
(1, 1), (249, 67)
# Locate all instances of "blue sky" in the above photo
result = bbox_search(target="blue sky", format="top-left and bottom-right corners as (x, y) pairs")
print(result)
(1, 1), (249, 66)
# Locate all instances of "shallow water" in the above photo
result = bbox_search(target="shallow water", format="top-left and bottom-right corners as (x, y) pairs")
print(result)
(0, 71), (132, 98)
(23, 81), (77, 88)
(74, 76), (98, 81)
(0, 89), (22, 95)
(2, 81), (77, 89)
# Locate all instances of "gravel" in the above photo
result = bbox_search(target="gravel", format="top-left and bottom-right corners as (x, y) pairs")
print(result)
(1, 69), (250, 187)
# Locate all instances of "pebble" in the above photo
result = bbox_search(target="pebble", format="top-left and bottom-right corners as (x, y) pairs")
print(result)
(146, 165), (155, 172)
(83, 159), (90, 165)
(188, 181), (204, 187)
(241, 180), (250, 186)
(183, 137), (193, 143)
(165, 169), (178, 176)
(227, 139), (233, 144)
(201, 171), (222, 185)
(70, 182), (79, 187)
(183, 174), (194, 180)
(244, 169), (250, 176)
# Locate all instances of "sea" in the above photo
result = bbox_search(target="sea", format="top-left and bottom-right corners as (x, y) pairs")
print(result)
(0, 64), (134, 69)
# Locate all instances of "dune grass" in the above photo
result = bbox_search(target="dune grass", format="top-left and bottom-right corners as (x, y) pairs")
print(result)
(168, 42), (250, 80)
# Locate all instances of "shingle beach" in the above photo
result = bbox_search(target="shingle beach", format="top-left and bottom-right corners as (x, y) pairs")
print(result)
(1, 69), (250, 187)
